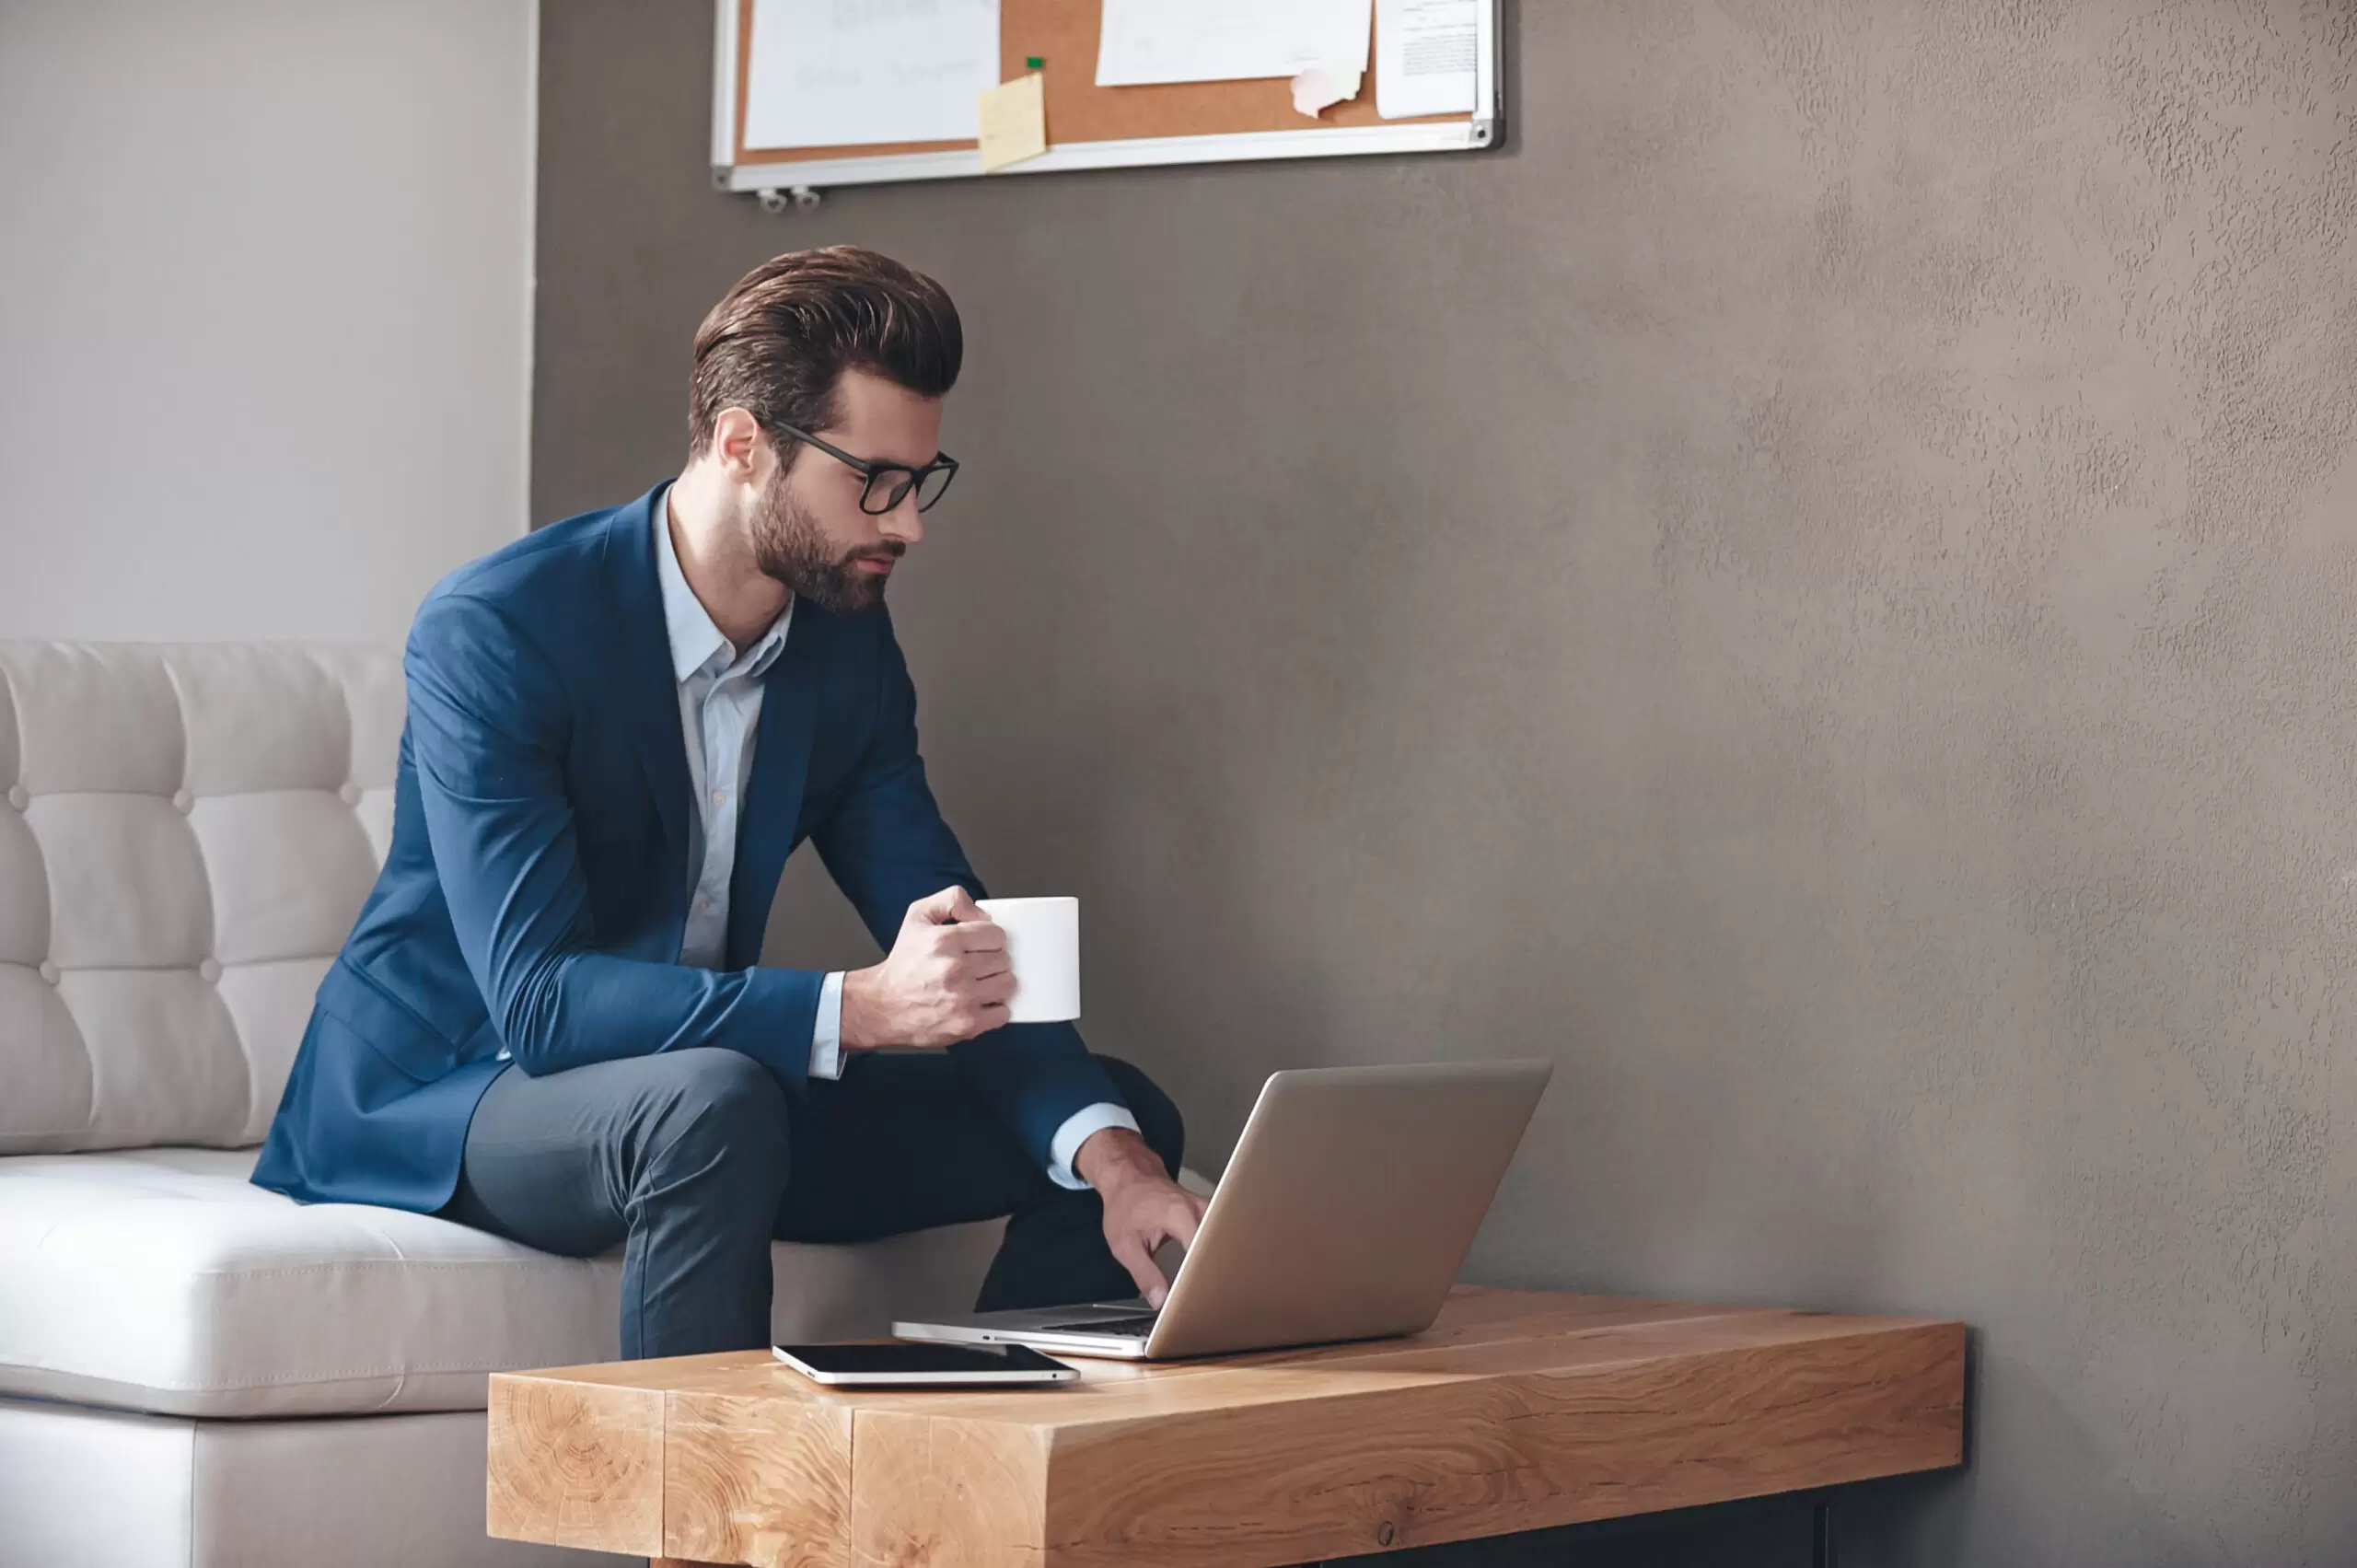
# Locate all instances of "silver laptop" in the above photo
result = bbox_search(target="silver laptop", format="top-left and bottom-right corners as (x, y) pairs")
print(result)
(893, 1059), (1551, 1361)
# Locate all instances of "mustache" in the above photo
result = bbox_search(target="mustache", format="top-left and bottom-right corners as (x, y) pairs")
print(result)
(853, 541), (906, 563)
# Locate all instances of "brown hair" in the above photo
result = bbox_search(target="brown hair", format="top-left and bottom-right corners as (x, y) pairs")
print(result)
(688, 246), (963, 460)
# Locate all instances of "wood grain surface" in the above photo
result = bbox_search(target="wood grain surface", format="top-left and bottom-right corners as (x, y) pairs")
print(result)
(664, 1390), (854, 1568)
(485, 1374), (665, 1558)
(486, 1288), (1968, 1568)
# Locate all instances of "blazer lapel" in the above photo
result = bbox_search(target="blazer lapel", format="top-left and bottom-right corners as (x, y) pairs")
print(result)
(594, 488), (692, 866)
(726, 599), (830, 970)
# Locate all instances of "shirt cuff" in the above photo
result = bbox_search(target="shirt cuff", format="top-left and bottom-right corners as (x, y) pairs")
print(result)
(809, 970), (845, 1081)
(1048, 1102), (1142, 1191)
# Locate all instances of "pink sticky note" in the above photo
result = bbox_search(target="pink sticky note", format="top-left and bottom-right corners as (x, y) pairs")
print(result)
(1290, 62), (1363, 119)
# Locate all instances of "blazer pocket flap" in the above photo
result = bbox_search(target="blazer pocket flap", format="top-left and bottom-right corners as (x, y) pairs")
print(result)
(315, 960), (460, 1082)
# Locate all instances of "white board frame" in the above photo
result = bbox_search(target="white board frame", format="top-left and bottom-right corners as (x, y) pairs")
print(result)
(711, 0), (1502, 197)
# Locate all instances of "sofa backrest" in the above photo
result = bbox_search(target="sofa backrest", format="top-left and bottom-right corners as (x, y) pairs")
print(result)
(0, 644), (401, 1154)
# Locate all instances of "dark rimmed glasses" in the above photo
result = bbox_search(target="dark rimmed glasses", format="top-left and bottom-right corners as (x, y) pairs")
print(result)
(768, 419), (958, 515)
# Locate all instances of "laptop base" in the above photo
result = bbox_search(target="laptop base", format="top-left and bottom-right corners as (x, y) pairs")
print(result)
(894, 1300), (1159, 1360)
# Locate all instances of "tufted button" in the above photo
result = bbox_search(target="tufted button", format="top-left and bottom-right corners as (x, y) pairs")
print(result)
(5, 784), (24, 810)
(171, 788), (194, 814)
(37, 959), (59, 985)
(338, 781), (363, 807)
(199, 958), (223, 983)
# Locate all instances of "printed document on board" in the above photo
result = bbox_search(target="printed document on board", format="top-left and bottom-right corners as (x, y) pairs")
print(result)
(1096, 0), (1372, 87)
(1376, 0), (1479, 119)
(744, 0), (1001, 149)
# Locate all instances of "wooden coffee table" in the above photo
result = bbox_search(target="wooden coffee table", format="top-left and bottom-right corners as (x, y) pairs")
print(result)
(486, 1287), (1965, 1567)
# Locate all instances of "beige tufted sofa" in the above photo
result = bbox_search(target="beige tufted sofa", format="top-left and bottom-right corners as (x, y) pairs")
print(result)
(0, 643), (1007, 1568)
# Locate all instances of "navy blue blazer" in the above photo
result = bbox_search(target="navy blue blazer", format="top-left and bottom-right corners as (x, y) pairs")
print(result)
(252, 484), (1123, 1213)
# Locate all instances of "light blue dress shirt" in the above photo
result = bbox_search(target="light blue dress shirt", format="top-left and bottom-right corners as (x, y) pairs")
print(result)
(653, 500), (1135, 1189)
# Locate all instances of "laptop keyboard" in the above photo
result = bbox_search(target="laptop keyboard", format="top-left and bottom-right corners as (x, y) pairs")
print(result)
(1037, 1312), (1162, 1337)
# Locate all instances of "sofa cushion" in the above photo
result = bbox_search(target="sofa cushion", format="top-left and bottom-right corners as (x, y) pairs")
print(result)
(0, 1401), (623, 1568)
(0, 1146), (1004, 1419)
(0, 643), (403, 1154)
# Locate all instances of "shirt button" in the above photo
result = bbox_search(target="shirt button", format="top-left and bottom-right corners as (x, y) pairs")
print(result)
(711, 790), (726, 807)
(695, 899), (710, 913)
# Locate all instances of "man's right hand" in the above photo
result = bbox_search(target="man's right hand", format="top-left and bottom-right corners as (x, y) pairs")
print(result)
(839, 886), (1013, 1051)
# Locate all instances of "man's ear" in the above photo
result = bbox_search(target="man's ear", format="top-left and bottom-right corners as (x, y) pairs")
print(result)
(711, 407), (767, 483)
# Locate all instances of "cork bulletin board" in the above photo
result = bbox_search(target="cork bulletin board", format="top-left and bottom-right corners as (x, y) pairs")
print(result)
(711, 0), (1502, 200)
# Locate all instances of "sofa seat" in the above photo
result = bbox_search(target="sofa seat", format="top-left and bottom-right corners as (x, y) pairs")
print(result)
(0, 1145), (1004, 1421)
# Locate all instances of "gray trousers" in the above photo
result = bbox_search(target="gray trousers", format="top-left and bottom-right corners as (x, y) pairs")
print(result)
(443, 1047), (1183, 1359)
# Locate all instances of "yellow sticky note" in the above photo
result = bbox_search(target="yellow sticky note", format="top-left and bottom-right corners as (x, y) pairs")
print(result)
(977, 72), (1047, 173)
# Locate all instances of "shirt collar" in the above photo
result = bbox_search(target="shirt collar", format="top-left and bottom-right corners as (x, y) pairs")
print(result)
(654, 487), (791, 684)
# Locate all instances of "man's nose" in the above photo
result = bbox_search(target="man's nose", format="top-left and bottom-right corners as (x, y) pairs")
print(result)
(879, 490), (924, 547)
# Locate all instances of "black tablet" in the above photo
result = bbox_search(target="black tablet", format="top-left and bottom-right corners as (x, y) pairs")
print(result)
(772, 1342), (1079, 1387)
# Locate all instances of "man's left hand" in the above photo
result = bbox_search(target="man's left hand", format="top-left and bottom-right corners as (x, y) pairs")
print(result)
(1076, 1127), (1207, 1308)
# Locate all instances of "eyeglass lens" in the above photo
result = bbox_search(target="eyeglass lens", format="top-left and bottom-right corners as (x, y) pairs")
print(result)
(861, 464), (955, 515)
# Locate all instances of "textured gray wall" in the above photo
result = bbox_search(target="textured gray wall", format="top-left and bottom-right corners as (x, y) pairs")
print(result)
(531, 3), (2357, 1562)
(0, 0), (536, 642)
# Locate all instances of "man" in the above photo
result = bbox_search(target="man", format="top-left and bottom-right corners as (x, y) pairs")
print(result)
(253, 247), (1205, 1358)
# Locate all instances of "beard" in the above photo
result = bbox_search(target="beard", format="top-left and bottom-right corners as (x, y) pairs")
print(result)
(749, 474), (900, 616)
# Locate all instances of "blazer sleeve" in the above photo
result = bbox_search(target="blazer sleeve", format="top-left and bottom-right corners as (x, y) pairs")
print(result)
(405, 589), (824, 1083)
(808, 610), (1126, 1168)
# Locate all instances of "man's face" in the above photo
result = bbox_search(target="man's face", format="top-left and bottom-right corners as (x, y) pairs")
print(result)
(751, 367), (946, 617)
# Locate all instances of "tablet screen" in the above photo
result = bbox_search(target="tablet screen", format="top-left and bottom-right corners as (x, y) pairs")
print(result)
(775, 1342), (1073, 1377)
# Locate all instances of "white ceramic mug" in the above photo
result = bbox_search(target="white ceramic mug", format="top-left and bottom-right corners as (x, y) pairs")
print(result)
(973, 896), (1080, 1023)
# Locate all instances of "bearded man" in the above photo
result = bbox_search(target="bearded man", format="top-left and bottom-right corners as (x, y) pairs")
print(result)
(254, 248), (1202, 1357)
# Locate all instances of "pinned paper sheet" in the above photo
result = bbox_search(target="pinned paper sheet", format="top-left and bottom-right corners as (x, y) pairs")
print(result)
(977, 72), (1047, 172)
(1290, 62), (1363, 118)
(744, 0), (999, 148)
(1376, 0), (1478, 119)
(1097, 0), (1370, 87)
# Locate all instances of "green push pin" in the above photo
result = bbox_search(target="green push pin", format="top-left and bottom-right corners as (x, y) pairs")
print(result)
(1026, 56), (1043, 70)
